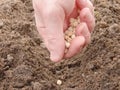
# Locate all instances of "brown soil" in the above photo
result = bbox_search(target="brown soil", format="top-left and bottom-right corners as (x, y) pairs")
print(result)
(0, 0), (120, 90)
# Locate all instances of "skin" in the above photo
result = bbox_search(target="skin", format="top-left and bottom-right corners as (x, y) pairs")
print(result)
(32, 0), (95, 62)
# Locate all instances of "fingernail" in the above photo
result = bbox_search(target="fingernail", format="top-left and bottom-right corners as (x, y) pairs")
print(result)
(50, 51), (62, 62)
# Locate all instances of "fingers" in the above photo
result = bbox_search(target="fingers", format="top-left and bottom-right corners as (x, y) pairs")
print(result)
(42, 6), (65, 62)
(76, 22), (91, 44)
(33, 0), (46, 39)
(45, 36), (65, 62)
(68, 5), (79, 19)
(34, 14), (47, 40)
(76, 0), (94, 14)
(76, 0), (95, 32)
(80, 8), (95, 32)
(33, 0), (95, 61)
(58, 0), (75, 16)
(65, 36), (85, 58)
(63, 19), (69, 32)
(34, 1), (66, 62)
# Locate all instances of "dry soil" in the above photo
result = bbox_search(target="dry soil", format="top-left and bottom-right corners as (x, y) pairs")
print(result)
(0, 0), (120, 90)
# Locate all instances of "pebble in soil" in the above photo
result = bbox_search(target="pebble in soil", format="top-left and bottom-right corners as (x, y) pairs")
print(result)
(12, 65), (33, 88)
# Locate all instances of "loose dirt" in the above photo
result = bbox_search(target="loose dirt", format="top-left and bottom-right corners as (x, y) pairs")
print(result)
(0, 0), (120, 90)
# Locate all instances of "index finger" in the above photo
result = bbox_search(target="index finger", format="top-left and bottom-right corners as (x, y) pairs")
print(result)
(76, 0), (94, 14)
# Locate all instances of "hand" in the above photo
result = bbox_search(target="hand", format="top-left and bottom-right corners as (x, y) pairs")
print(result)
(32, 0), (95, 62)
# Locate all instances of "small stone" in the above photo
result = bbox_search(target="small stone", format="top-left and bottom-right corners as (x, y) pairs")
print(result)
(45, 56), (50, 60)
(94, 72), (98, 75)
(82, 73), (85, 77)
(40, 43), (46, 49)
(32, 82), (42, 90)
(12, 65), (33, 88)
(87, 63), (94, 69)
(57, 80), (62, 85)
(0, 20), (4, 28)
(0, 87), (4, 90)
(22, 86), (32, 90)
(5, 70), (13, 78)
(7, 54), (14, 62)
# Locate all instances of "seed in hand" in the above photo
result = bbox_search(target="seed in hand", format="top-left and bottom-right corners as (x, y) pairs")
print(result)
(64, 17), (80, 53)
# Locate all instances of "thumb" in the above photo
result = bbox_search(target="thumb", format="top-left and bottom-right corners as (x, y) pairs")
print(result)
(43, 6), (65, 62)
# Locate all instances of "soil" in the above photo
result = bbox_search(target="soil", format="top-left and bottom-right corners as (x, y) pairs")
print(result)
(0, 0), (120, 90)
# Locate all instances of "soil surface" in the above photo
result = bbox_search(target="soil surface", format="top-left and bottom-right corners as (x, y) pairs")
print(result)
(0, 0), (120, 90)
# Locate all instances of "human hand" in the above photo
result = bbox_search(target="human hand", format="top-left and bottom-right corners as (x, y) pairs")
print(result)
(32, 0), (95, 62)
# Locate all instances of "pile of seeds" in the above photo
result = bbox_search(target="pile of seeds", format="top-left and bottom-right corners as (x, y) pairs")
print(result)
(64, 17), (80, 53)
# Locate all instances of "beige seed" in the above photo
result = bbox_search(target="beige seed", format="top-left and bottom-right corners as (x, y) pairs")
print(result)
(68, 27), (73, 31)
(67, 32), (73, 37)
(71, 34), (75, 39)
(70, 18), (76, 23)
(65, 41), (70, 48)
(57, 80), (62, 85)
(64, 30), (69, 34)
(66, 38), (72, 43)
(72, 21), (79, 27)
(64, 35), (69, 40)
